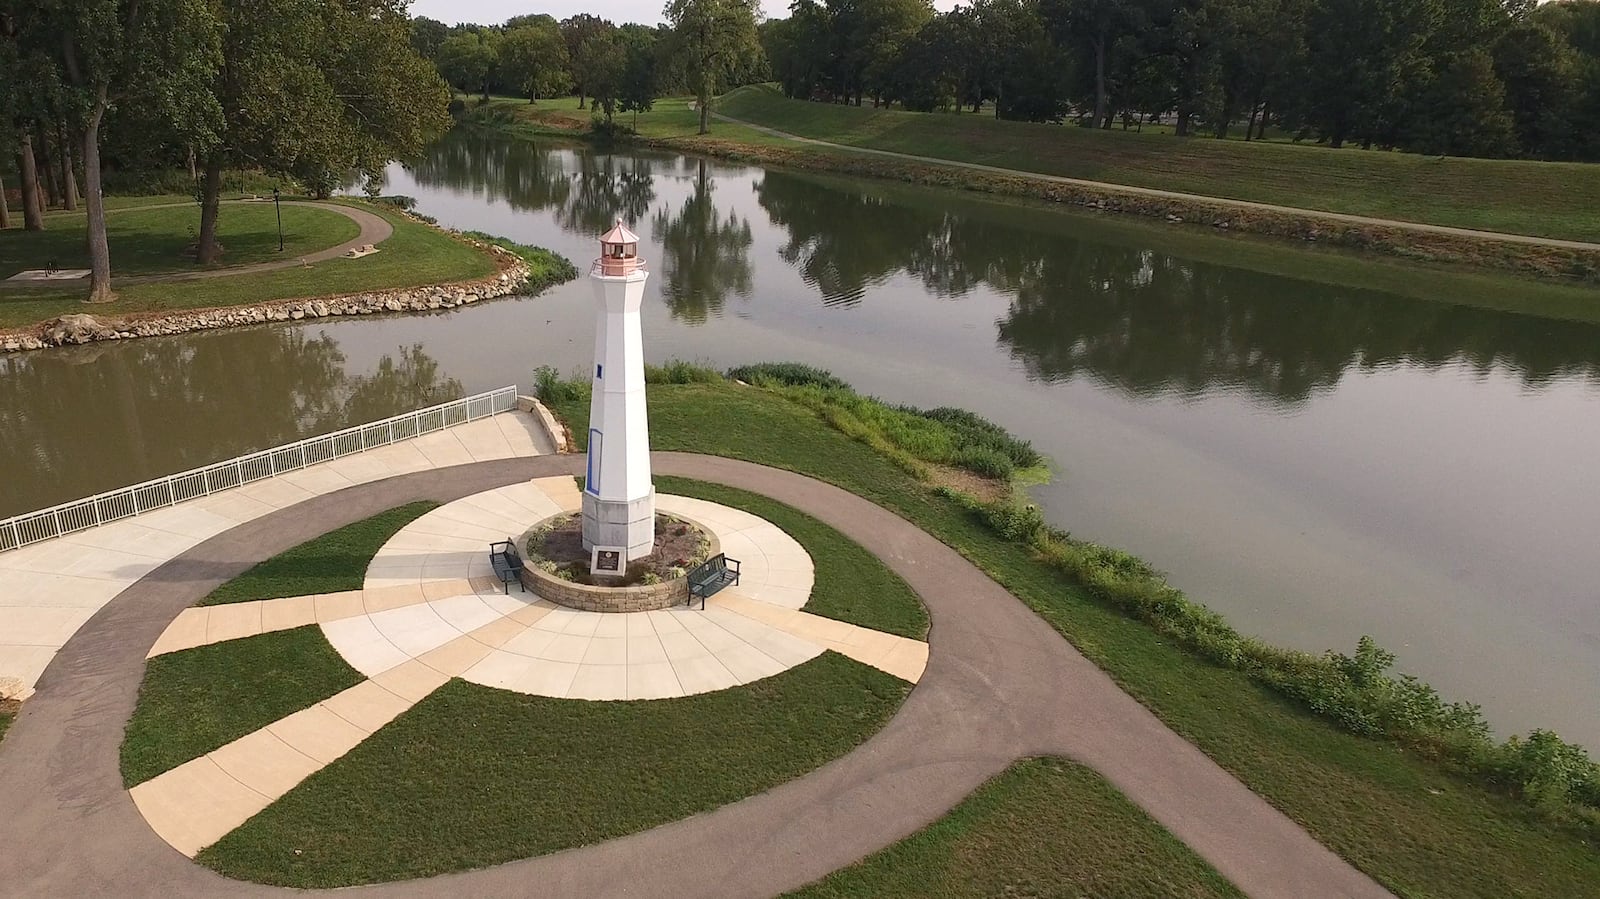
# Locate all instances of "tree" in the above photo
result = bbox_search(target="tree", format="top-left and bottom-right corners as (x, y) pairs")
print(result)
(617, 25), (662, 128)
(189, 0), (447, 264)
(410, 16), (449, 62)
(663, 0), (764, 134)
(437, 29), (498, 99)
(34, 0), (222, 302)
(560, 15), (610, 108)
(577, 28), (627, 123)
(1495, 19), (1580, 158)
(1041, 0), (1143, 128)
(500, 17), (571, 103)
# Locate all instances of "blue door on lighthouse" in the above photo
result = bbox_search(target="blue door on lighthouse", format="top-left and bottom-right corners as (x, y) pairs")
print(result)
(586, 429), (602, 495)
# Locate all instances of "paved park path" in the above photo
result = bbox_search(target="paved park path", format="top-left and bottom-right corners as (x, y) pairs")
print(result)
(0, 449), (1394, 898)
(8, 200), (392, 287)
(711, 109), (1600, 253)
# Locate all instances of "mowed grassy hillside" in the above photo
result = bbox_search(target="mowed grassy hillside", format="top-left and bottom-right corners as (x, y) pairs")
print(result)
(717, 85), (1600, 244)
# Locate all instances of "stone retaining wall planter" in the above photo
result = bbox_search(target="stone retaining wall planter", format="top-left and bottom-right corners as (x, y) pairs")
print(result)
(1, 233), (556, 354)
(518, 563), (691, 613)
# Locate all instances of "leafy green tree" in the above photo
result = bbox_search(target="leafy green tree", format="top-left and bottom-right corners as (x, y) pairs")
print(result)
(663, 0), (764, 134)
(31, 0), (222, 302)
(500, 17), (571, 103)
(1040, 0), (1144, 128)
(410, 16), (449, 61)
(1406, 48), (1516, 157)
(191, 0), (448, 263)
(577, 28), (627, 124)
(1495, 19), (1581, 158)
(617, 24), (662, 128)
(560, 14), (611, 108)
(437, 29), (499, 99)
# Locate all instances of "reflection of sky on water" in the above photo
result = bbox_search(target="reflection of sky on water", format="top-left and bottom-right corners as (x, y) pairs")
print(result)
(5, 133), (1599, 748)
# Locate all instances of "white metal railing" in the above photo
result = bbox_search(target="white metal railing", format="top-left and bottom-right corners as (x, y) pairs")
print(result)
(0, 385), (520, 554)
(591, 257), (647, 277)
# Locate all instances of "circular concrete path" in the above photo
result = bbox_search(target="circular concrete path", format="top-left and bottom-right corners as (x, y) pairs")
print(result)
(0, 453), (1393, 898)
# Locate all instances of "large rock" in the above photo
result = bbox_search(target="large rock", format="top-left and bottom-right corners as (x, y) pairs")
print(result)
(46, 314), (116, 345)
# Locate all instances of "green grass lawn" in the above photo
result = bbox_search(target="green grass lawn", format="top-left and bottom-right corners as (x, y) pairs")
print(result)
(121, 626), (364, 787)
(0, 699), (16, 745)
(199, 654), (907, 886)
(471, 94), (797, 149)
(201, 502), (437, 605)
(657, 475), (928, 638)
(716, 85), (1600, 244)
(790, 756), (1244, 898)
(0, 202), (359, 280)
(0, 203), (498, 330)
(548, 380), (1600, 899)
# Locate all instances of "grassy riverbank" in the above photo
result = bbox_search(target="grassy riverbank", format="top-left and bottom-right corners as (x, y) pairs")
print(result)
(468, 94), (1600, 286)
(543, 366), (1600, 899)
(0, 203), (359, 279)
(790, 757), (1244, 898)
(717, 86), (1600, 245)
(0, 202), (564, 333)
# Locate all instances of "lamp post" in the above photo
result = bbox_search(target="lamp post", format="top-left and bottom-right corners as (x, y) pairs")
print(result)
(272, 187), (283, 252)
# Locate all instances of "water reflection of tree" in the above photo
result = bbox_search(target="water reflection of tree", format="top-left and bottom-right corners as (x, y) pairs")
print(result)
(406, 132), (657, 238)
(652, 159), (753, 323)
(755, 170), (1600, 405)
(0, 334), (462, 517)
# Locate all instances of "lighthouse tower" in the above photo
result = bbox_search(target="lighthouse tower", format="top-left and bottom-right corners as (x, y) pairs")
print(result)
(582, 219), (654, 569)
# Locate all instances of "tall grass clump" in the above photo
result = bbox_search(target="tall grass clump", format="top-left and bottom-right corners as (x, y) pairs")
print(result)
(645, 360), (723, 384)
(459, 230), (579, 290)
(940, 486), (1600, 837)
(532, 365), (584, 404)
(729, 363), (1042, 482)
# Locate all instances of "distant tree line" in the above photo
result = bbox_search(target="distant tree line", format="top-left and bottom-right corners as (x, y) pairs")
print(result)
(762, 0), (1600, 161)
(2, 0), (449, 302)
(411, 0), (764, 133)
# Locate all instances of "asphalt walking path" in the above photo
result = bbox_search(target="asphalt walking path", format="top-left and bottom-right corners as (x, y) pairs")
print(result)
(0, 452), (1394, 899)
(712, 109), (1600, 253)
(7, 200), (392, 287)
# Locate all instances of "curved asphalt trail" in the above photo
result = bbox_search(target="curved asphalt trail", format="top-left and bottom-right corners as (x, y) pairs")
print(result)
(0, 453), (1393, 899)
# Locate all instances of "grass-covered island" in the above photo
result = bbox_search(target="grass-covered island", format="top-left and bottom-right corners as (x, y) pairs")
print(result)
(533, 361), (1600, 899)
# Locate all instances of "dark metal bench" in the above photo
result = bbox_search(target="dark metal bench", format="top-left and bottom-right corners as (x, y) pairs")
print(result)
(489, 539), (525, 594)
(686, 553), (740, 609)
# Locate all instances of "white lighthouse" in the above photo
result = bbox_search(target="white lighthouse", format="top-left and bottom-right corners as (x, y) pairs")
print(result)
(582, 219), (655, 570)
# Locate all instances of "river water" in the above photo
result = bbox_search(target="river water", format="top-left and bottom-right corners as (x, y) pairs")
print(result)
(3, 131), (1597, 746)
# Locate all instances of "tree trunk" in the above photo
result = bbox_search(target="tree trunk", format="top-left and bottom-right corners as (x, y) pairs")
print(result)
(1256, 100), (1270, 140)
(578, 91), (586, 109)
(187, 147), (197, 181)
(0, 173), (10, 228)
(1177, 108), (1193, 137)
(17, 134), (44, 231)
(196, 155), (225, 264)
(82, 100), (114, 303)
(698, 91), (710, 134)
(58, 123), (78, 211)
(38, 128), (61, 209)
(1093, 36), (1109, 129)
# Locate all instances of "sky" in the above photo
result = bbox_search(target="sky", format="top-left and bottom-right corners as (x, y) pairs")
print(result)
(408, 0), (958, 27)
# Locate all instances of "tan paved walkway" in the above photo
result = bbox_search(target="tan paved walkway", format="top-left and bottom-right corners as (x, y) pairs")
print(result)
(713, 108), (1600, 252)
(0, 410), (553, 701)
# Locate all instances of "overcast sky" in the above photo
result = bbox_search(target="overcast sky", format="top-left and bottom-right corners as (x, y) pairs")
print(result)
(408, 0), (959, 27)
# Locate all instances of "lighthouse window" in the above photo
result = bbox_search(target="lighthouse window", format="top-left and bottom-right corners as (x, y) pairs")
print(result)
(596, 364), (603, 379)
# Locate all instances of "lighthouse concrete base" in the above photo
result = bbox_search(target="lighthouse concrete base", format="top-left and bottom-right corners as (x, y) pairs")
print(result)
(582, 489), (657, 562)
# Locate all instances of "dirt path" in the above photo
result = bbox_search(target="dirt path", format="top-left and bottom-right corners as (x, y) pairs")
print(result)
(0, 453), (1392, 898)
(713, 109), (1600, 253)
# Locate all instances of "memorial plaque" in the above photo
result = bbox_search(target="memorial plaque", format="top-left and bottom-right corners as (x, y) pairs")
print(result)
(591, 546), (625, 574)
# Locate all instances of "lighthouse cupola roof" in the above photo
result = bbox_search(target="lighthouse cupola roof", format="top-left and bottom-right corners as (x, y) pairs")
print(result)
(595, 218), (644, 277)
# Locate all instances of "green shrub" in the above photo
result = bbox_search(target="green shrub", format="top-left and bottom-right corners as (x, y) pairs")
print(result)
(532, 366), (583, 404)
(726, 362), (850, 390)
(373, 195), (416, 211)
(951, 445), (1015, 480)
(645, 360), (723, 384)
(459, 230), (579, 289)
